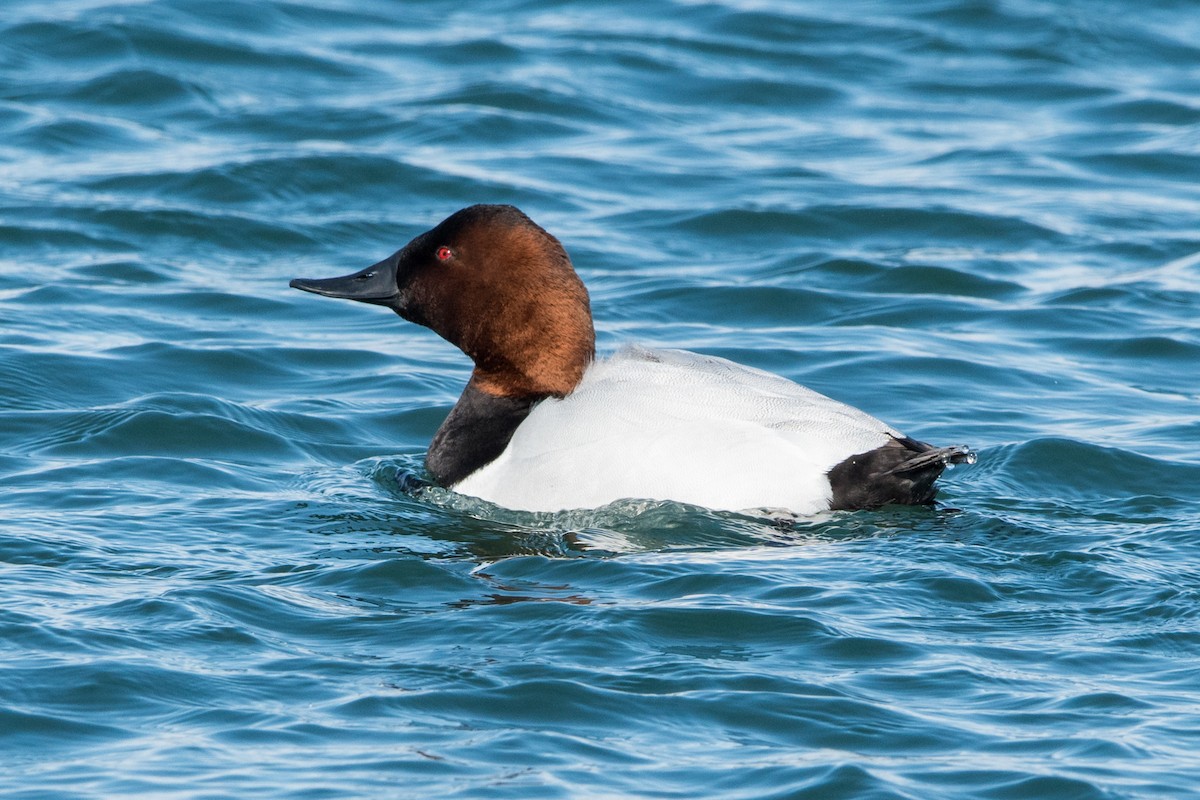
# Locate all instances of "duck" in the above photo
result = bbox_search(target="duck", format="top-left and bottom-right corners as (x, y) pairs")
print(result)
(290, 204), (973, 515)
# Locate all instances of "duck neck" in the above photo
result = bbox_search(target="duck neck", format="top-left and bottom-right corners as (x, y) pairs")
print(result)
(462, 328), (595, 400)
(425, 377), (539, 487)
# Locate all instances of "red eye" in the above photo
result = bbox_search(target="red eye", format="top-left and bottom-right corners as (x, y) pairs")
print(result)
(436, 246), (453, 261)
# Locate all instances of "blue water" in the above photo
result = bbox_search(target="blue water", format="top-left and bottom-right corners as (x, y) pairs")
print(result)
(2, 1), (1199, 797)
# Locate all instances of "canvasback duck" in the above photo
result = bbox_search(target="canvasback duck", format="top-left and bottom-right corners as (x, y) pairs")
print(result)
(291, 204), (973, 515)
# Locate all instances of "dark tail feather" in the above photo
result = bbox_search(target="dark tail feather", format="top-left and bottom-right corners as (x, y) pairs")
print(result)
(828, 436), (975, 511)
(889, 442), (975, 476)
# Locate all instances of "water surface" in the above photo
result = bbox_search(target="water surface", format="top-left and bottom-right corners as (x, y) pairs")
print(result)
(2, 1), (1199, 798)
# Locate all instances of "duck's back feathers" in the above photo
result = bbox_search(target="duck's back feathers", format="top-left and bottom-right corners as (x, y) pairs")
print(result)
(453, 346), (915, 514)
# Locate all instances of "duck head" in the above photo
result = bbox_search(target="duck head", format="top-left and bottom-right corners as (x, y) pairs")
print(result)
(291, 205), (595, 399)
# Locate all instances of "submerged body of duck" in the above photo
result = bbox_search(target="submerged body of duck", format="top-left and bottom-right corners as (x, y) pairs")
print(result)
(291, 204), (972, 514)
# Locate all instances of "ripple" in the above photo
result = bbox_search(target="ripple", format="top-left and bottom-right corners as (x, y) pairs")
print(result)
(863, 264), (1025, 299)
(9, 116), (151, 154)
(1080, 96), (1200, 126)
(79, 67), (214, 108)
(991, 437), (1200, 502)
(0, 706), (129, 752)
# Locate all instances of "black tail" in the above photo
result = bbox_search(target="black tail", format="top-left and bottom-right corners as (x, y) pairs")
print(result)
(828, 436), (974, 511)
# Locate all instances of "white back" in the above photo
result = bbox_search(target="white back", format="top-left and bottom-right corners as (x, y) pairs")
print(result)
(454, 346), (902, 513)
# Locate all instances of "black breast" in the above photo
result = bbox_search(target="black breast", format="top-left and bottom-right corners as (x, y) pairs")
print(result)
(425, 381), (536, 487)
